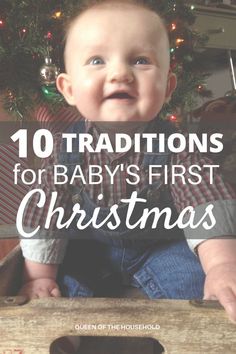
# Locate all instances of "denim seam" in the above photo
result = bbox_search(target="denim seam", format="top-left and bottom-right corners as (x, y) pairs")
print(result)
(121, 248), (126, 272)
(133, 266), (165, 299)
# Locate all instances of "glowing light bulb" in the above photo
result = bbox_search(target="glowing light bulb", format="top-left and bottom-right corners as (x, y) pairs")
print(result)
(54, 11), (62, 19)
(46, 31), (53, 40)
(170, 114), (177, 121)
(176, 38), (184, 45)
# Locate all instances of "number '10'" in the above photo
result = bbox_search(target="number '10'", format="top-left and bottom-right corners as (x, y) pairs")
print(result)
(11, 129), (53, 158)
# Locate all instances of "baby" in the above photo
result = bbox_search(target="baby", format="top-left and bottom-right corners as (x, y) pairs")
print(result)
(19, 0), (236, 326)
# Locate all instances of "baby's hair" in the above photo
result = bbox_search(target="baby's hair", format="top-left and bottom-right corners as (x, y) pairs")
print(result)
(63, 0), (169, 44)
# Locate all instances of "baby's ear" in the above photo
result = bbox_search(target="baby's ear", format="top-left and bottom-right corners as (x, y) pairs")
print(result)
(56, 73), (76, 106)
(165, 71), (177, 103)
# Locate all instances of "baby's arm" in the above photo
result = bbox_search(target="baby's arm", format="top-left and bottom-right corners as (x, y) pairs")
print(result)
(17, 133), (71, 299)
(19, 259), (61, 299)
(198, 238), (236, 323)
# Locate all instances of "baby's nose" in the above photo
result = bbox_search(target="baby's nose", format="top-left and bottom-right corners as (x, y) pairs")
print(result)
(108, 63), (134, 84)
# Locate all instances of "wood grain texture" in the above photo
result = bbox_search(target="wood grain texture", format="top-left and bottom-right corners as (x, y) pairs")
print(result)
(0, 239), (19, 260)
(0, 244), (23, 296)
(0, 247), (236, 354)
(0, 297), (235, 354)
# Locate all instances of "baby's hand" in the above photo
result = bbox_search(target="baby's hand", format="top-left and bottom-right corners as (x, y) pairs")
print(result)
(18, 278), (61, 299)
(204, 262), (236, 323)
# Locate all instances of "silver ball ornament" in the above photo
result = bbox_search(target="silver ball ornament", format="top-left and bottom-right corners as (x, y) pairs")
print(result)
(39, 57), (60, 86)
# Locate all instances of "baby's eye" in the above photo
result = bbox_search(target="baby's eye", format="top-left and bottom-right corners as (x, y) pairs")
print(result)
(88, 57), (105, 65)
(134, 57), (150, 65)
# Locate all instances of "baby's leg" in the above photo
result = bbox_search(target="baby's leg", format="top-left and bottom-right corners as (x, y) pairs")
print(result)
(58, 239), (116, 297)
(132, 240), (205, 299)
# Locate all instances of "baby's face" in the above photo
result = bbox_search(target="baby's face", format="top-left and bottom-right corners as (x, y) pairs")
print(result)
(57, 3), (176, 122)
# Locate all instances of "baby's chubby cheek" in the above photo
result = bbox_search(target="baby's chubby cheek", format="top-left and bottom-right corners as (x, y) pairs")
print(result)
(73, 93), (98, 120)
(74, 75), (100, 98)
(72, 79), (103, 117)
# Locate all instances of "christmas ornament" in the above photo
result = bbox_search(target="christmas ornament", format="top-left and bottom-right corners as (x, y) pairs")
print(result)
(39, 56), (60, 86)
(41, 84), (58, 97)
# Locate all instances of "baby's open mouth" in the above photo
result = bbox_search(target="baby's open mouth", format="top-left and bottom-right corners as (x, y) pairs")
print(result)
(106, 92), (134, 99)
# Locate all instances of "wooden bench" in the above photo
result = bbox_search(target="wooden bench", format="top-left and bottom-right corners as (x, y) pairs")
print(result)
(0, 245), (236, 353)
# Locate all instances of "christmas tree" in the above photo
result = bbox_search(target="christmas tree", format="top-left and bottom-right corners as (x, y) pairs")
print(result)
(0, 0), (211, 122)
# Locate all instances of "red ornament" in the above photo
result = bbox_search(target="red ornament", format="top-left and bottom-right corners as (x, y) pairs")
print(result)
(46, 31), (53, 40)
(171, 23), (176, 31)
(0, 19), (4, 28)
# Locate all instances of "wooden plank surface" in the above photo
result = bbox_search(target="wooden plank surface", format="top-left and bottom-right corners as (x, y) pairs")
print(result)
(0, 297), (235, 354)
(0, 244), (23, 296)
(0, 239), (19, 260)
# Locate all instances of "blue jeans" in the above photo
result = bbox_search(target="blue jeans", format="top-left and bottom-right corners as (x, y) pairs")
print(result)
(59, 239), (205, 300)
